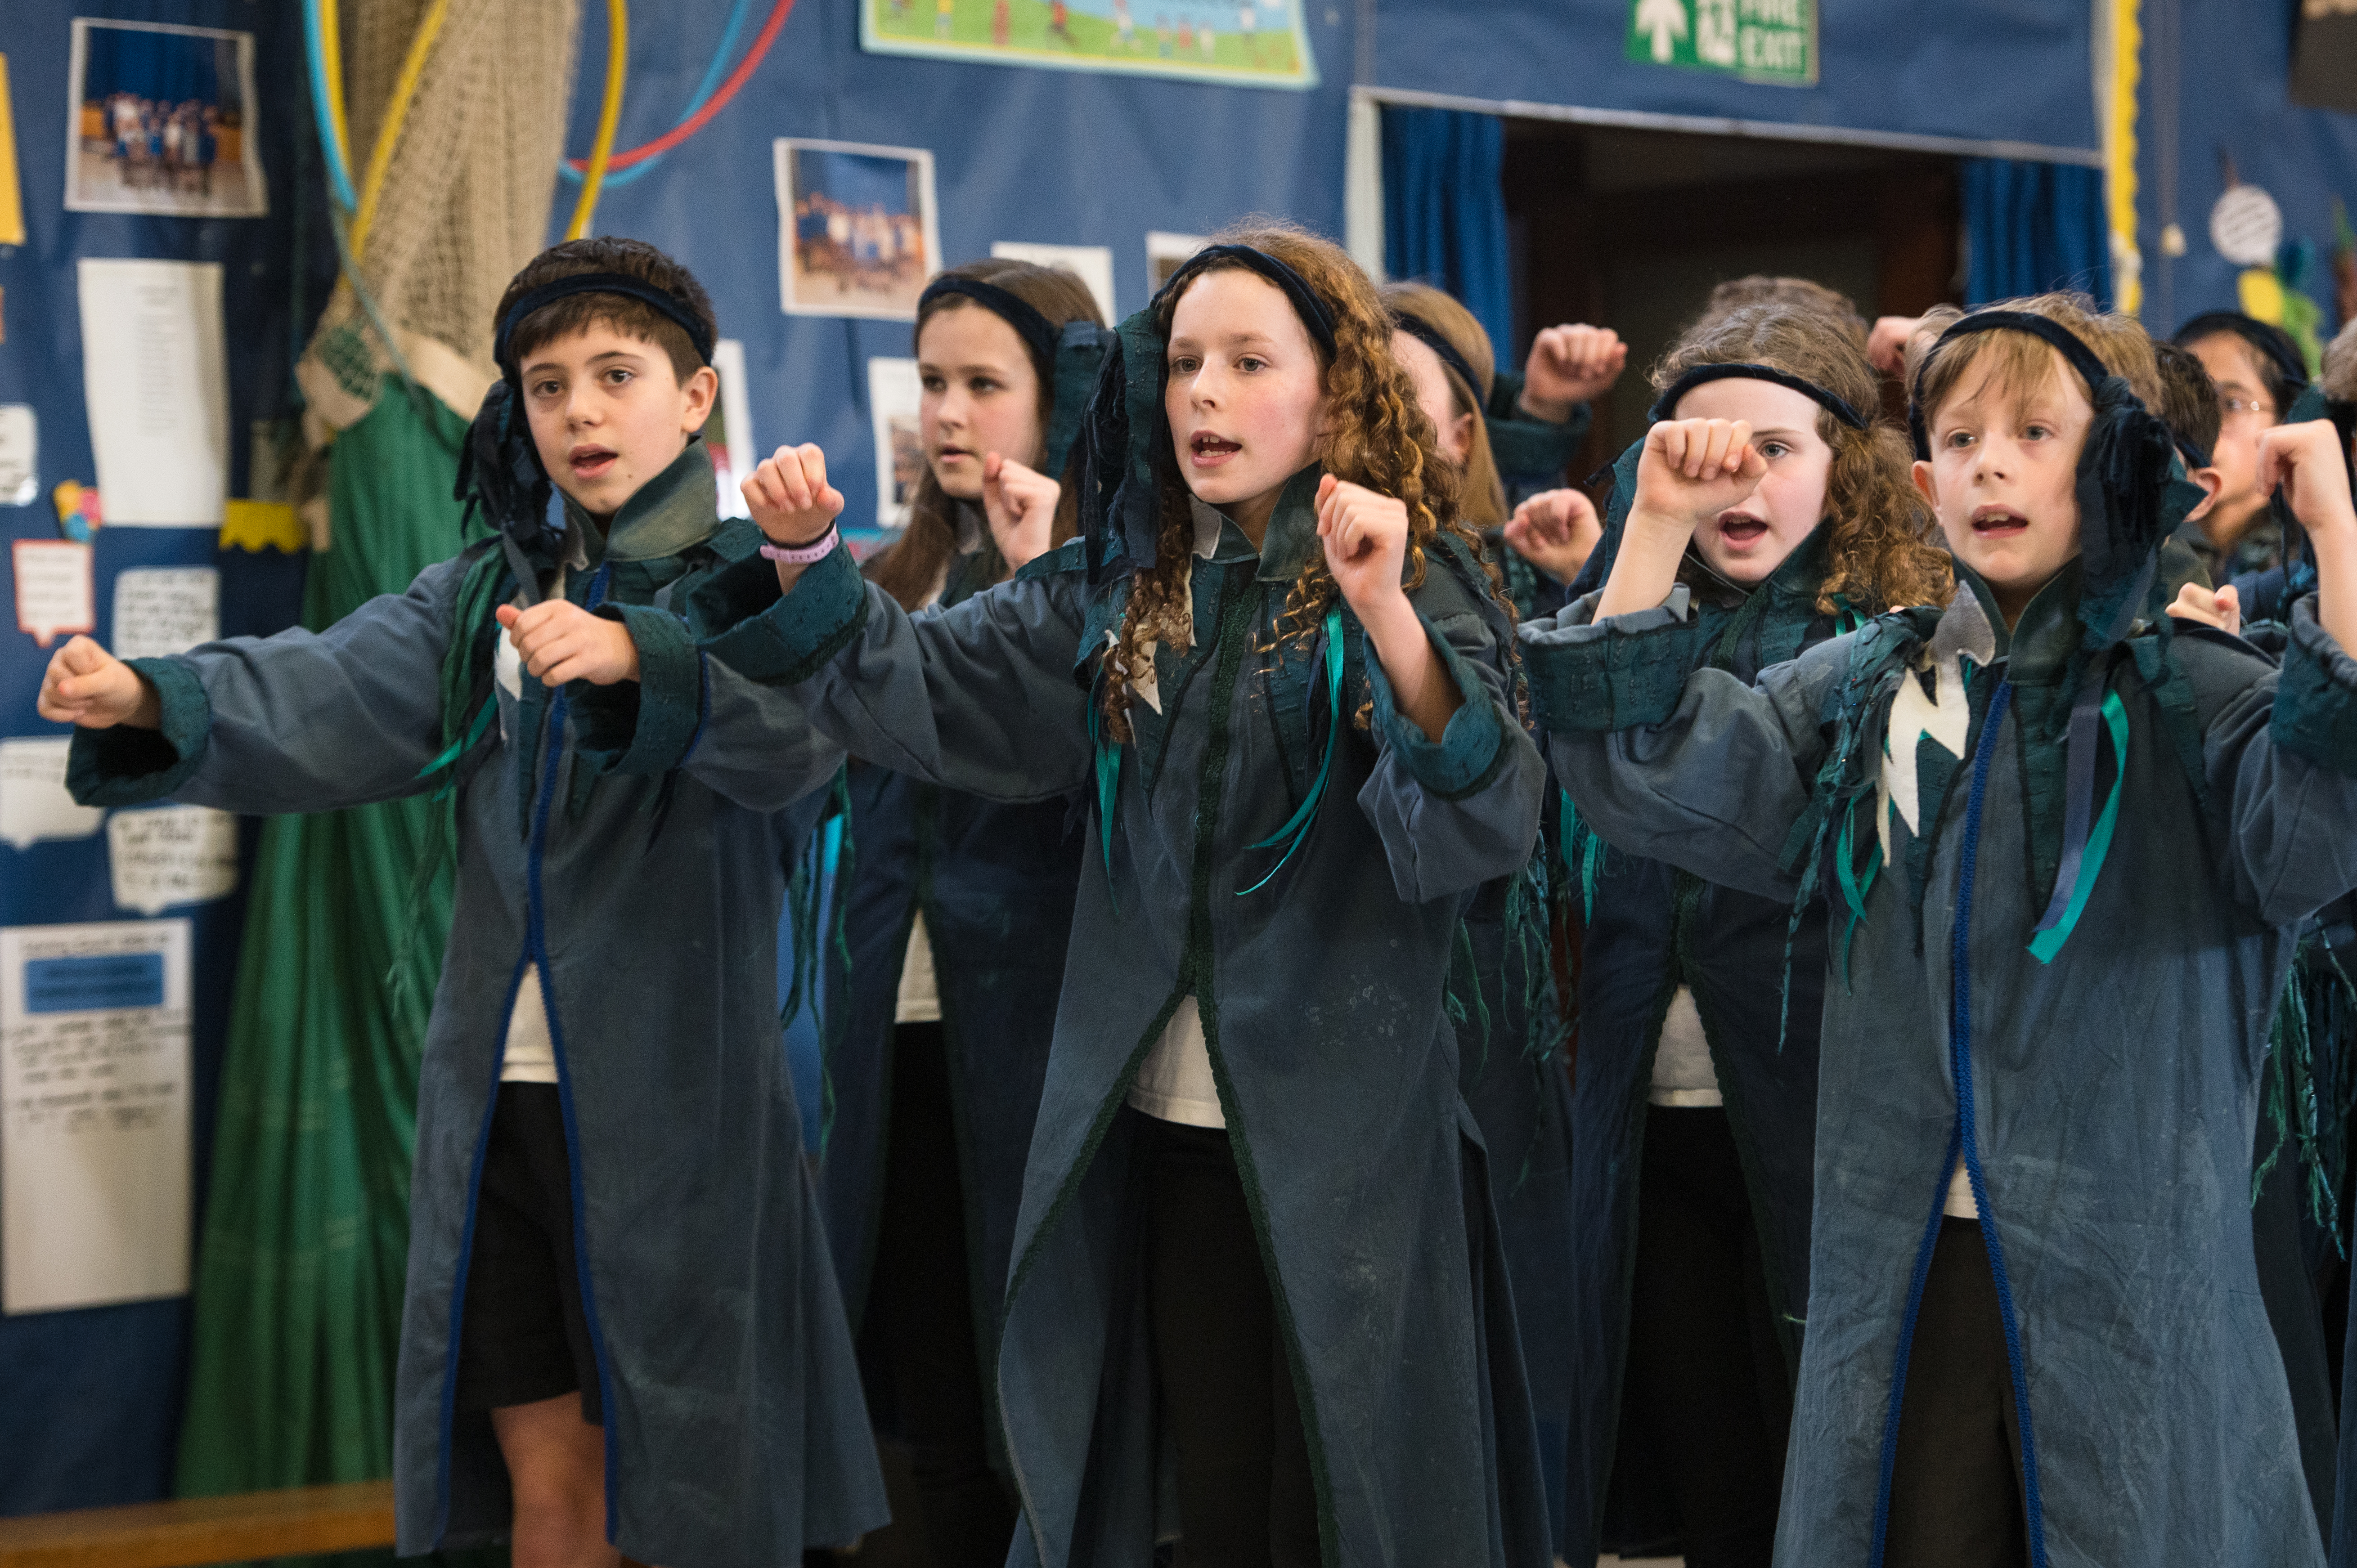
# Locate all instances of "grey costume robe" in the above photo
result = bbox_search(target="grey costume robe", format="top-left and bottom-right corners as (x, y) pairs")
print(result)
(691, 479), (1554, 1568)
(68, 452), (886, 1568)
(1522, 561), (2357, 1567)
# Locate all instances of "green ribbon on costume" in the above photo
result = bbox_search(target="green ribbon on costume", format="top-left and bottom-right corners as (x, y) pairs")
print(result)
(1833, 803), (1880, 991)
(2026, 690), (2129, 964)
(1088, 690), (1122, 909)
(1238, 605), (1345, 896)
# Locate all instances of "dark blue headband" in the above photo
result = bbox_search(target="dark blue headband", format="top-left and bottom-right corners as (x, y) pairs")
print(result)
(919, 274), (1061, 374)
(1648, 361), (1869, 430)
(1154, 244), (1338, 357)
(1908, 310), (2117, 459)
(1392, 310), (1486, 405)
(495, 272), (716, 375)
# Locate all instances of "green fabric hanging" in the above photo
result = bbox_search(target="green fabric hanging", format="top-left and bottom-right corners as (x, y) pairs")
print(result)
(172, 384), (484, 1568)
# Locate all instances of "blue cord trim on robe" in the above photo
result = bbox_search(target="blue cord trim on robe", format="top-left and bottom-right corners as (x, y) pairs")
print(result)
(2026, 690), (2127, 963)
(1238, 605), (1343, 896)
(1869, 679), (2050, 1568)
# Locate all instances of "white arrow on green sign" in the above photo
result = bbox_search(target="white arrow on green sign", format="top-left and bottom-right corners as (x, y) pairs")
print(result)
(1626, 0), (1817, 86)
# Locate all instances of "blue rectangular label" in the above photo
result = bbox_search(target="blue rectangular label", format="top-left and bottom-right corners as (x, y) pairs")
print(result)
(24, 953), (167, 1013)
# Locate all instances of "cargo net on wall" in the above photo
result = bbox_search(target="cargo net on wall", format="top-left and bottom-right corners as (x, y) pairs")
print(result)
(299, 0), (581, 434)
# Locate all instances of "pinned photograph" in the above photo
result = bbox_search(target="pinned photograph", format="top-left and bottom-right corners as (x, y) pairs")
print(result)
(866, 357), (926, 535)
(990, 242), (1117, 323)
(64, 20), (265, 218)
(1147, 230), (1209, 293)
(776, 139), (942, 320)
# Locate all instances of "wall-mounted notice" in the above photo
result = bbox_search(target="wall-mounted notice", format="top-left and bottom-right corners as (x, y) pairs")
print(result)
(862, 0), (1318, 90)
(0, 738), (105, 850)
(110, 566), (218, 660)
(1, 919), (191, 1315)
(12, 539), (94, 647)
(1147, 231), (1209, 293)
(76, 258), (229, 525)
(989, 242), (1118, 324)
(0, 405), (35, 507)
(867, 357), (924, 534)
(107, 806), (237, 915)
(709, 339), (756, 522)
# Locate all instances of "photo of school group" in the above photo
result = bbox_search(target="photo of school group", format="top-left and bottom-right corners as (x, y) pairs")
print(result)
(776, 139), (940, 319)
(65, 20), (264, 218)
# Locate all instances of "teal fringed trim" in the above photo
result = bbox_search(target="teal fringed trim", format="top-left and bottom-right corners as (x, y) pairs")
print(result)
(2256, 931), (2357, 1248)
(1087, 684), (1122, 913)
(1558, 788), (1605, 923)
(1833, 802), (1880, 992)
(1238, 605), (1344, 896)
(779, 768), (856, 1156)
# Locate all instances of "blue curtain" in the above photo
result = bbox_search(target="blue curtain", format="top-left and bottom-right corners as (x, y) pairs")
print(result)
(1962, 158), (2112, 307)
(1382, 106), (1514, 356)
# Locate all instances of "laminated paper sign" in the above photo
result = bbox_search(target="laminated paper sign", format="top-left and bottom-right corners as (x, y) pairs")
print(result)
(76, 258), (229, 525)
(107, 806), (237, 915)
(12, 539), (94, 647)
(0, 738), (105, 849)
(1, 919), (191, 1314)
(110, 566), (218, 660)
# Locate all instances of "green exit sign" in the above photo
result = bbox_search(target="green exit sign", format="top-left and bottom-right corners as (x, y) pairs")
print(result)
(1627, 0), (1818, 86)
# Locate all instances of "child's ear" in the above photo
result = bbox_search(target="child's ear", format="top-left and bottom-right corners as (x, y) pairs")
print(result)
(2185, 464), (2223, 524)
(1910, 458), (1938, 507)
(680, 363), (719, 434)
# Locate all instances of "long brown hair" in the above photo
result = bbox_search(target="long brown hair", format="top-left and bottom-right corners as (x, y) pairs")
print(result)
(1653, 302), (1950, 615)
(867, 259), (1105, 611)
(1379, 282), (1509, 530)
(1101, 220), (1492, 738)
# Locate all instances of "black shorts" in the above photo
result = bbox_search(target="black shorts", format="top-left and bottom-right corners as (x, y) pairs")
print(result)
(454, 1084), (602, 1424)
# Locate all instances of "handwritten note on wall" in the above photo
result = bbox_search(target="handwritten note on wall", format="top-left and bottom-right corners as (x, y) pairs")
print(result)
(11, 539), (93, 647)
(107, 807), (237, 915)
(1, 919), (190, 1314)
(110, 567), (218, 661)
(0, 738), (104, 849)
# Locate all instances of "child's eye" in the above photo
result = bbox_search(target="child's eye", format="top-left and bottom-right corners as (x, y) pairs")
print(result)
(604, 367), (633, 386)
(970, 377), (1001, 395)
(2023, 424), (2051, 441)
(1237, 356), (1266, 374)
(1759, 440), (1791, 460)
(1944, 430), (1975, 450)
(532, 380), (562, 399)
(1170, 355), (1200, 375)
(920, 374), (945, 393)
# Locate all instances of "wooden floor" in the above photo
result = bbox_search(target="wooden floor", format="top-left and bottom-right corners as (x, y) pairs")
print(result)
(0, 1481), (395, 1568)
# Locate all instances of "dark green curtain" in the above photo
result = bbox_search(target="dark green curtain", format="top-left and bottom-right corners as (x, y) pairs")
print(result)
(172, 383), (475, 1564)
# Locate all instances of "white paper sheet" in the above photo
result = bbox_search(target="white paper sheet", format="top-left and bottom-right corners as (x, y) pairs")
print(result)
(989, 242), (1117, 324)
(11, 539), (94, 646)
(107, 806), (237, 915)
(76, 259), (228, 526)
(1147, 230), (1211, 291)
(109, 566), (218, 661)
(0, 405), (35, 507)
(0, 738), (104, 850)
(711, 339), (754, 521)
(867, 357), (924, 531)
(1, 919), (190, 1314)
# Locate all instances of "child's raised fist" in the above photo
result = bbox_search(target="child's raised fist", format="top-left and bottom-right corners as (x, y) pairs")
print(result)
(1521, 324), (1627, 421)
(2167, 581), (2242, 639)
(495, 600), (641, 687)
(1503, 488), (1603, 585)
(742, 443), (846, 547)
(36, 635), (157, 729)
(980, 452), (1060, 573)
(1630, 417), (1769, 535)
(1315, 473), (1411, 618)
(2258, 420), (2357, 539)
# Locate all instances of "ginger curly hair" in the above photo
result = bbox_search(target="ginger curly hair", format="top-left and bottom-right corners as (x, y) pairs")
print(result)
(1100, 220), (1497, 737)
(1653, 302), (1951, 615)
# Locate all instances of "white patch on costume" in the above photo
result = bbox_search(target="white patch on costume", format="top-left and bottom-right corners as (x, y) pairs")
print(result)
(1875, 590), (1997, 865)
(1127, 504), (1228, 717)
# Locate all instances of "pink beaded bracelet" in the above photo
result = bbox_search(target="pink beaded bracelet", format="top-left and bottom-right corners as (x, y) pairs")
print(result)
(759, 526), (840, 565)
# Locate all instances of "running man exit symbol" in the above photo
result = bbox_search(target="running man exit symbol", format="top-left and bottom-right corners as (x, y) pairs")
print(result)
(1625, 0), (1817, 85)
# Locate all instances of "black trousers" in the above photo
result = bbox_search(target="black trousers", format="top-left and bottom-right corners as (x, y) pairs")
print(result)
(1140, 1113), (1321, 1568)
(864, 1021), (1018, 1567)
(1885, 1218), (2029, 1568)
(1623, 1106), (1789, 1568)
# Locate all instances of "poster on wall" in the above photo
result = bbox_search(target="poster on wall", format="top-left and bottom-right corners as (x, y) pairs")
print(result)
(1147, 231), (1209, 292)
(76, 259), (229, 525)
(863, 0), (1316, 88)
(1, 919), (191, 1316)
(990, 242), (1117, 323)
(63, 19), (266, 219)
(775, 139), (942, 321)
(1625, 0), (1816, 87)
(868, 357), (925, 534)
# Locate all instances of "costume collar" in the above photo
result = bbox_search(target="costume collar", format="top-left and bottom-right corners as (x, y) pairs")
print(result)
(1946, 555), (2084, 679)
(561, 439), (719, 565)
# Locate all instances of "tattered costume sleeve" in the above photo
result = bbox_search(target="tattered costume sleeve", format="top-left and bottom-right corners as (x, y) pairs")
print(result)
(689, 543), (1094, 803)
(67, 556), (467, 815)
(1520, 590), (1836, 903)
(2200, 596), (2357, 923)
(1356, 564), (1546, 903)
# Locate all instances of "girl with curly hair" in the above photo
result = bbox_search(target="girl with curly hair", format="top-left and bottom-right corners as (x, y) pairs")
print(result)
(1550, 301), (1947, 1568)
(694, 221), (1550, 1567)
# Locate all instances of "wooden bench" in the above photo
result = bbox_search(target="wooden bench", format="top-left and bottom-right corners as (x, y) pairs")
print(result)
(0, 1481), (395, 1568)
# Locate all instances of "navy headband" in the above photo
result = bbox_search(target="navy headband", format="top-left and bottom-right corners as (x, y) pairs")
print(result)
(1154, 244), (1338, 357)
(1908, 310), (2117, 459)
(495, 272), (715, 374)
(1391, 310), (1487, 408)
(2173, 309), (2311, 397)
(919, 274), (1061, 376)
(1648, 362), (1869, 431)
